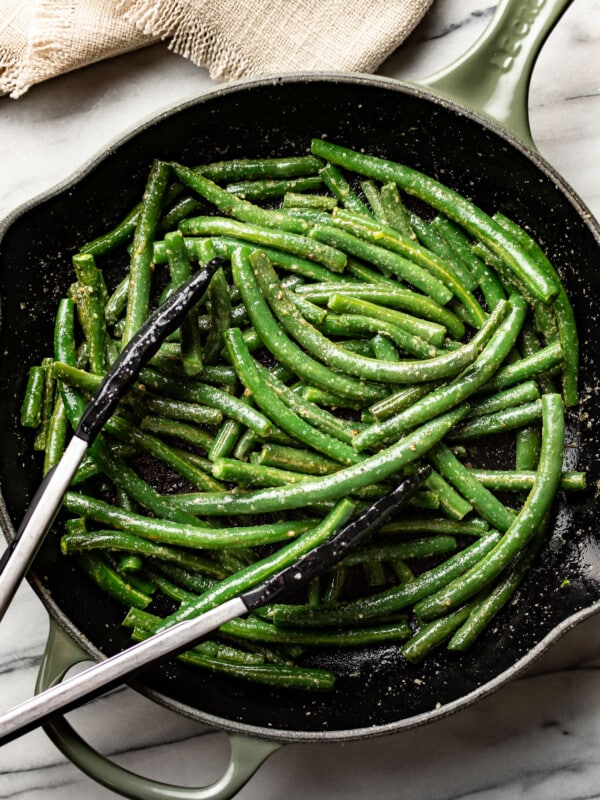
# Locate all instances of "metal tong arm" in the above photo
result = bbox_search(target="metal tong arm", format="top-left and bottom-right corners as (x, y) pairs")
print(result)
(0, 258), (224, 624)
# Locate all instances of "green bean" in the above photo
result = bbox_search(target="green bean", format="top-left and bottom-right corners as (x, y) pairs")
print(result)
(310, 222), (452, 305)
(232, 429), (260, 461)
(430, 442), (516, 532)
(226, 175), (323, 200)
(71, 445), (137, 486)
(43, 395), (68, 475)
(179, 216), (346, 273)
(328, 209), (487, 327)
(288, 292), (327, 325)
(379, 182), (415, 239)
(402, 599), (480, 663)
(212, 457), (304, 487)
(149, 350), (239, 384)
(72, 253), (108, 374)
(295, 282), (465, 339)
(224, 615), (412, 647)
(472, 243), (559, 343)
(415, 393), (564, 621)
(107, 415), (223, 491)
(430, 216), (506, 310)
(208, 237), (345, 282)
(216, 457), (388, 502)
(257, 362), (357, 444)
(225, 327), (362, 465)
(208, 417), (242, 462)
(105, 277), (130, 325)
(345, 257), (401, 287)
(170, 404), (468, 516)
(367, 382), (438, 422)
(122, 160), (171, 345)
(117, 553), (143, 573)
(370, 334), (399, 362)
(254, 442), (341, 475)
(137, 367), (272, 434)
(518, 318), (556, 396)
(493, 212), (579, 406)
(139, 416), (214, 452)
(318, 313), (432, 360)
(80, 203), (140, 256)
(320, 312), (438, 360)
(131, 623), (335, 690)
(62, 529), (231, 578)
(359, 179), (386, 218)
(352, 296), (523, 451)
(466, 468), (585, 493)
(339, 536), (458, 567)
(52, 358), (264, 437)
(326, 293), (446, 347)
(251, 248), (485, 386)
(171, 162), (312, 234)
(21, 365), (45, 427)
(408, 212), (478, 291)
(282, 192), (338, 210)
(151, 562), (215, 595)
(64, 491), (319, 549)
(300, 385), (366, 411)
(466, 381), (540, 418)
(447, 521), (548, 651)
(53, 300), (91, 428)
(316, 164), (370, 215)
(310, 139), (559, 304)
(270, 532), (501, 628)
(231, 247), (386, 401)
(515, 424), (542, 472)
(129, 394), (223, 426)
(481, 340), (563, 392)
(88, 436), (204, 527)
(447, 399), (543, 442)
(321, 567), (347, 604)
(199, 155), (323, 182)
(158, 195), (203, 234)
(163, 230), (204, 376)
(196, 263), (230, 367)
(77, 552), (151, 609)
(379, 515), (489, 537)
(423, 468), (473, 520)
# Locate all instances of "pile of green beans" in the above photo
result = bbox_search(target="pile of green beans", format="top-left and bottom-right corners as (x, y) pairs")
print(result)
(21, 140), (585, 687)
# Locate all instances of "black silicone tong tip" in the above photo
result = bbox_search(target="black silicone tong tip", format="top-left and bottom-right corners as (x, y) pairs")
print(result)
(242, 465), (432, 611)
(77, 257), (225, 443)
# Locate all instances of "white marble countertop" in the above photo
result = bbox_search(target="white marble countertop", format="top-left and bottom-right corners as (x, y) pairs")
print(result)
(1, 1), (599, 798)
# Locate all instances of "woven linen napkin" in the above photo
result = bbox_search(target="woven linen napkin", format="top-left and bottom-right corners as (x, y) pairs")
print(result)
(1, 0), (432, 99)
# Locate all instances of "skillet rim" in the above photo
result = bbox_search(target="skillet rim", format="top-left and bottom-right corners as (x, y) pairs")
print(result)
(1, 70), (600, 743)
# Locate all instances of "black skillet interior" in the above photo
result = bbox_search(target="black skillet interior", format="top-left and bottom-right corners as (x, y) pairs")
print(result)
(1, 76), (600, 740)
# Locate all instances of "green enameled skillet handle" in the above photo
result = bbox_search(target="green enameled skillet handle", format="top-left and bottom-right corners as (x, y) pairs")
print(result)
(415, 0), (573, 150)
(35, 621), (281, 800)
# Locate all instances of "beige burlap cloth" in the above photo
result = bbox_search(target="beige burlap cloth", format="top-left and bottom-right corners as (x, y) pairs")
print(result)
(0, 0), (432, 99)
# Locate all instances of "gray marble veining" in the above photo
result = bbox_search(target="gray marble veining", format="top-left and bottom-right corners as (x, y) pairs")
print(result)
(0, 1), (599, 798)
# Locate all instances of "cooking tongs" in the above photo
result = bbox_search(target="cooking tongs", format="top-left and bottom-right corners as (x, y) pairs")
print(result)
(0, 256), (429, 744)
(0, 258), (225, 620)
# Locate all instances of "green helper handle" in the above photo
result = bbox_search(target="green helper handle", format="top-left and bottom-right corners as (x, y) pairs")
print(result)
(416, 0), (573, 150)
(36, 620), (281, 800)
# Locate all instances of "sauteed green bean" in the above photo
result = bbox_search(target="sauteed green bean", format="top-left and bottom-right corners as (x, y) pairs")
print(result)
(21, 142), (585, 690)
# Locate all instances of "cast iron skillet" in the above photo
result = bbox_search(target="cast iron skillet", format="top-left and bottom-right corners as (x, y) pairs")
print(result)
(1, 0), (599, 797)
